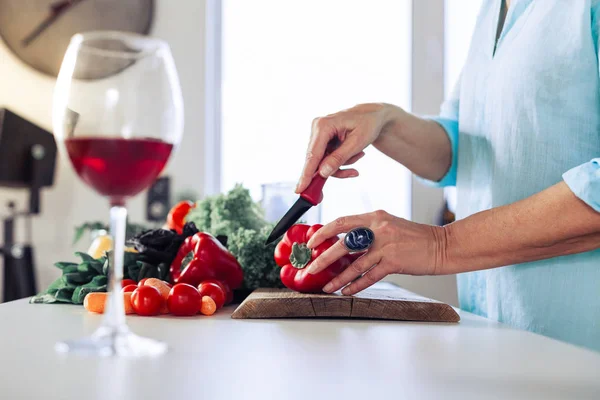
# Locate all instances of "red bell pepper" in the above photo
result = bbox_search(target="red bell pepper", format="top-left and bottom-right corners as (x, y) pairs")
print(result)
(170, 232), (244, 291)
(165, 200), (195, 234)
(274, 224), (357, 293)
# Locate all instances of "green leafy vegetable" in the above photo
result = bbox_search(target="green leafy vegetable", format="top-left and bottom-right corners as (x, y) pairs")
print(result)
(186, 184), (267, 237)
(30, 250), (167, 305)
(226, 224), (284, 291)
(186, 184), (285, 290)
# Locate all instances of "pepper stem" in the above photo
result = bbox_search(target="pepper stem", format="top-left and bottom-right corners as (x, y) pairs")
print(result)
(181, 250), (194, 271)
(289, 242), (312, 269)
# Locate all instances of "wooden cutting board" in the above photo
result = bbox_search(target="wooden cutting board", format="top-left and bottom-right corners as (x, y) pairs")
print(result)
(231, 284), (460, 323)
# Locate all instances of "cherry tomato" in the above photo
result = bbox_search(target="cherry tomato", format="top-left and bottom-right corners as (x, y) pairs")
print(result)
(131, 285), (163, 316)
(138, 278), (149, 287)
(122, 284), (138, 293)
(201, 279), (232, 305)
(167, 283), (201, 316)
(122, 279), (136, 288)
(198, 281), (226, 309)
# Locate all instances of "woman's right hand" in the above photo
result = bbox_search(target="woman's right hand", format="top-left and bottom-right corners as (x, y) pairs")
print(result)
(295, 103), (407, 194)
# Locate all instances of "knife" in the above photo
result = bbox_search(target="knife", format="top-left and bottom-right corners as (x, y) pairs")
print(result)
(265, 138), (341, 245)
(264, 173), (328, 245)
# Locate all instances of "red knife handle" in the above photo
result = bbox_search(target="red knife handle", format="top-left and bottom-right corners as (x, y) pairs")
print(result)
(300, 174), (327, 206)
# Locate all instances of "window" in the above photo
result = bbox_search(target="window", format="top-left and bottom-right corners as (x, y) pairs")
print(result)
(221, 0), (412, 224)
(443, 0), (483, 213)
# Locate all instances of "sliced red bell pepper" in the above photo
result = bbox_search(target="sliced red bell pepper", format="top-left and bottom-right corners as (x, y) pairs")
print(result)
(170, 232), (244, 291)
(274, 224), (357, 293)
(165, 200), (195, 234)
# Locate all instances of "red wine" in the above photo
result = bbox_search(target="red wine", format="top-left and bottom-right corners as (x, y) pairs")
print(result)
(65, 137), (173, 203)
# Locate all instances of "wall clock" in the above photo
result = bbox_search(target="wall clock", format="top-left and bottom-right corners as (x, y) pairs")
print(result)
(0, 0), (154, 78)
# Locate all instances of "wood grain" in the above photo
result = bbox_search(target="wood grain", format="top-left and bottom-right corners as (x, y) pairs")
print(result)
(231, 285), (460, 323)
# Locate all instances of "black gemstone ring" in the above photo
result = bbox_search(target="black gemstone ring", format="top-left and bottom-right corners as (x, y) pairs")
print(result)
(343, 227), (375, 253)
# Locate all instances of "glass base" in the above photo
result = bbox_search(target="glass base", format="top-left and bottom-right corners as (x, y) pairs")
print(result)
(55, 325), (168, 357)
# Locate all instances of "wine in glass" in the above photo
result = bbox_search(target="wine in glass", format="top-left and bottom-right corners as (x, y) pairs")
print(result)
(52, 31), (184, 356)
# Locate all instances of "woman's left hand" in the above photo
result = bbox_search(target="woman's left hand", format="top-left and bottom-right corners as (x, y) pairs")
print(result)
(305, 210), (447, 295)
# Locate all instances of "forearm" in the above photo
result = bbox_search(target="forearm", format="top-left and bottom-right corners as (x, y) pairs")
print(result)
(441, 181), (600, 274)
(374, 105), (452, 181)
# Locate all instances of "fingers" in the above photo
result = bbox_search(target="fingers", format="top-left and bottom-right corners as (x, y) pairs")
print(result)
(305, 240), (347, 275)
(340, 265), (388, 295)
(318, 136), (365, 179)
(343, 151), (365, 166)
(307, 213), (372, 249)
(322, 251), (382, 293)
(332, 169), (359, 179)
(296, 118), (336, 193)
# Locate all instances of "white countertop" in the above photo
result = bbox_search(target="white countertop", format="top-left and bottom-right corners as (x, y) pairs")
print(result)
(1, 296), (599, 400)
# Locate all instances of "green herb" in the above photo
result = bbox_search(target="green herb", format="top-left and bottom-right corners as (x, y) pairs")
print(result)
(30, 250), (168, 305)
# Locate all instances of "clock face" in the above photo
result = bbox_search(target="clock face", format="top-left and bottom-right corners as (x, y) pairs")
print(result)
(0, 0), (154, 77)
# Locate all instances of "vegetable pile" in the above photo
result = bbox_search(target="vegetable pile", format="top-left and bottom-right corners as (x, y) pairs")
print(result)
(31, 183), (352, 316)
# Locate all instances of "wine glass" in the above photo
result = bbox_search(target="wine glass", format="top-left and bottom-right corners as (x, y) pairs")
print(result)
(52, 31), (184, 356)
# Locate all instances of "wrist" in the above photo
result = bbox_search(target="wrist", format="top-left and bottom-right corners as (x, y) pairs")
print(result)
(376, 103), (408, 141)
(430, 224), (450, 275)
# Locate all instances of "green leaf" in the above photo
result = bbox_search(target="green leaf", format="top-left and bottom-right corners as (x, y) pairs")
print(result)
(29, 294), (58, 304)
(71, 275), (108, 304)
(59, 274), (80, 289)
(55, 288), (75, 303)
(75, 251), (96, 264)
(45, 277), (64, 295)
(64, 271), (96, 285)
(54, 262), (78, 271)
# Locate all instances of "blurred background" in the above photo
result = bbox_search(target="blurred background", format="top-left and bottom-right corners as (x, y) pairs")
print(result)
(0, 0), (482, 306)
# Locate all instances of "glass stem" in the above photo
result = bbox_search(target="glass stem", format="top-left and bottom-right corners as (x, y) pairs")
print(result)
(101, 205), (128, 332)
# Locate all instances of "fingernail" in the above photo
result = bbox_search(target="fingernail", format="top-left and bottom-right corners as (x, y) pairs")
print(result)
(305, 263), (317, 274)
(341, 287), (351, 296)
(320, 164), (333, 177)
(323, 283), (333, 293)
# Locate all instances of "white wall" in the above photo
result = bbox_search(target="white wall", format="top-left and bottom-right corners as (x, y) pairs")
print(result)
(0, 0), (207, 296)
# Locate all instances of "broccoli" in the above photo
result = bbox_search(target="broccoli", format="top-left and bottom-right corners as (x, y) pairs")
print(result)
(226, 224), (285, 290)
(186, 184), (267, 237)
(186, 183), (285, 290)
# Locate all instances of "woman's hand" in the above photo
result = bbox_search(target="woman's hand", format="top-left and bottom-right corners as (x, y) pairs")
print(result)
(305, 210), (447, 296)
(295, 103), (406, 193)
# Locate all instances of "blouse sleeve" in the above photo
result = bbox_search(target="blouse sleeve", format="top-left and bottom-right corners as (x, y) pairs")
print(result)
(561, 3), (600, 212)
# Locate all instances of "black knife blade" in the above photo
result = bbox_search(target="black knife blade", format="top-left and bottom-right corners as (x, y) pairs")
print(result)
(265, 196), (313, 245)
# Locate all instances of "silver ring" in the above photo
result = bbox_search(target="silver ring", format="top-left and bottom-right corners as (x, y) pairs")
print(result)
(343, 227), (375, 253)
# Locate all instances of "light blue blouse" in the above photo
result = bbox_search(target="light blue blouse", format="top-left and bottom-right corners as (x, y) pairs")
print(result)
(422, 0), (600, 352)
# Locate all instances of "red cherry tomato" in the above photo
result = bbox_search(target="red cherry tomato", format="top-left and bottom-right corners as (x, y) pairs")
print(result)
(131, 286), (163, 316)
(167, 283), (201, 316)
(200, 279), (232, 305)
(122, 279), (136, 288)
(122, 284), (138, 293)
(198, 281), (226, 309)
(138, 278), (149, 287)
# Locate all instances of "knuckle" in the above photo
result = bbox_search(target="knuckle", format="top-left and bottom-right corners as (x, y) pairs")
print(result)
(327, 152), (345, 166)
(350, 261), (365, 274)
(379, 221), (395, 235)
(305, 150), (317, 162)
(335, 217), (347, 228)
(373, 209), (389, 220)
(363, 271), (378, 285)
(312, 116), (328, 131)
